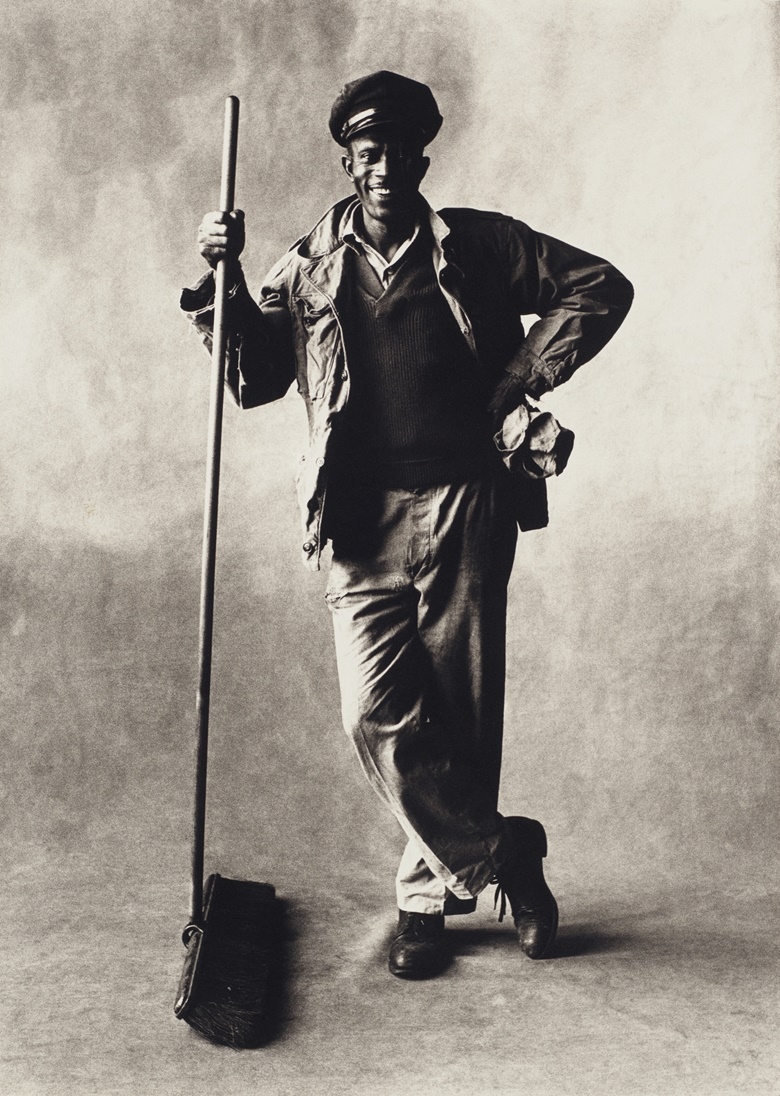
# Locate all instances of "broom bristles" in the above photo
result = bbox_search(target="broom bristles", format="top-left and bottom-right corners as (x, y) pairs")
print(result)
(175, 874), (286, 1048)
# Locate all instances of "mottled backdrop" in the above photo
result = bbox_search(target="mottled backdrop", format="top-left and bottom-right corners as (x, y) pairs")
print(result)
(2, 1), (778, 1093)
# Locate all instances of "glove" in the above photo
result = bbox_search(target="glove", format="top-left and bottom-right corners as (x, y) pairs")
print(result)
(493, 402), (575, 479)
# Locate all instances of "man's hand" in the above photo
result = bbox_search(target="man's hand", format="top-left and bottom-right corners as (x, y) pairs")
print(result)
(197, 209), (245, 272)
(488, 369), (529, 431)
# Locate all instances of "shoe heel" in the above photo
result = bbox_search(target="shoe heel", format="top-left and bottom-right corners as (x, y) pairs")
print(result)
(517, 816), (547, 858)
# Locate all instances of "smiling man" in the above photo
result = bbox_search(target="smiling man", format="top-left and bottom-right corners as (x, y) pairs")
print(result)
(182, 71), (633, 978)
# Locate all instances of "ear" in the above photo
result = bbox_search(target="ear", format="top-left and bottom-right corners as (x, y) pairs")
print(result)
(342, 153), (354, 182)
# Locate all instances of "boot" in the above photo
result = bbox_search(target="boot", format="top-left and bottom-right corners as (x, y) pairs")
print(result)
(388, 910), (449, 978)
(493, 816), (558, 959)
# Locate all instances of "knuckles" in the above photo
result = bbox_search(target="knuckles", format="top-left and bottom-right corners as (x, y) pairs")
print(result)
(196, 210), (245, 265)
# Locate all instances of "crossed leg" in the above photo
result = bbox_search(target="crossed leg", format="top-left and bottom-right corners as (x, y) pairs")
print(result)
(325, 474), (518, 914)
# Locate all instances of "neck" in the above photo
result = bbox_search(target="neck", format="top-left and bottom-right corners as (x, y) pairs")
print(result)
(359, 207), (417, 262)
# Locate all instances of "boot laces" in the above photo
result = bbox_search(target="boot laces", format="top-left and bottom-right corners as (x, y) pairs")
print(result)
(398, 911), (443, 939)
(491, 876), (508, 923)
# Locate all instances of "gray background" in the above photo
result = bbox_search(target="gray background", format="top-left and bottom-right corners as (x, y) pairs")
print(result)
(3, 1), (779, 1093)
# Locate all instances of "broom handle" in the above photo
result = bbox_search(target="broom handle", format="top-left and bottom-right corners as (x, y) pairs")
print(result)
(191, 95), (240, 924)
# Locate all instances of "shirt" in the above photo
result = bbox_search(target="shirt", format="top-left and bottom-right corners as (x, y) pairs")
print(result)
(341, 203), (421, 288)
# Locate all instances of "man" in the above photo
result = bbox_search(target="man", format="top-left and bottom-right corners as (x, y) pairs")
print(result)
(182, 71), (633, 978)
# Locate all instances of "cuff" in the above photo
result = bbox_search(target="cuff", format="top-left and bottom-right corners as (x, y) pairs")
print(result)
(179, 267), (248, 315)
(504, 345), (556, 399)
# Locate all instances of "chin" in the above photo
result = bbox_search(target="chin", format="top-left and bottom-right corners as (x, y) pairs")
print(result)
(368, 198), (412, 222)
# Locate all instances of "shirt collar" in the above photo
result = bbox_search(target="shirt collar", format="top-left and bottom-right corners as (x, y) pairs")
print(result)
(342, 201), (421, 267)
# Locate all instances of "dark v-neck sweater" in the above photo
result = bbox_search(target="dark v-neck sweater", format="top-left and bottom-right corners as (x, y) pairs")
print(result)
(337, 235), (493, 488)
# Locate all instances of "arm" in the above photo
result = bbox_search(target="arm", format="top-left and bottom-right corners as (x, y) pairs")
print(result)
(489, 220), (634, 422)
(180, 211), (296, 408)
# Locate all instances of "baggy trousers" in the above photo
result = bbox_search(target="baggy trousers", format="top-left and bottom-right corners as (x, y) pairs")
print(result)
(325, 472), (518, 915)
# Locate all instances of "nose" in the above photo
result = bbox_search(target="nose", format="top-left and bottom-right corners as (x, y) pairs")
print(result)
(374, 148), (404, 178)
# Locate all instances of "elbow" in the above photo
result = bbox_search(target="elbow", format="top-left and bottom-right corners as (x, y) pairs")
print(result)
(621, 274), (635, 314)
(611, 268), (635, 319)
(237, 375), (294, 409)
(596, 268), (634, 339)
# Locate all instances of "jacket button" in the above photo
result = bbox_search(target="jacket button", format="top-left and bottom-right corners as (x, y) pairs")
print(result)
(315, 457), (325, 467)
(462, 326), (469, 336)
(303, 538), (317, 554)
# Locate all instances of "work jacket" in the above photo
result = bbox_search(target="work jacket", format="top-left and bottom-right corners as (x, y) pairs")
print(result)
(182, 195), (633, 570)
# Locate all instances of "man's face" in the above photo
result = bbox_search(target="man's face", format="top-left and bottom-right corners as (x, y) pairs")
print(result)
(342, 130), (429, 228)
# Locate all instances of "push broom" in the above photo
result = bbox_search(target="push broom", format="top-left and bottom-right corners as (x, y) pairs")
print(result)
(174, 95), (284, 1048)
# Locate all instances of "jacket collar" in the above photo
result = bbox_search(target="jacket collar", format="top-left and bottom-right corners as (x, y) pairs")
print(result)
(297, 193), (456, 296)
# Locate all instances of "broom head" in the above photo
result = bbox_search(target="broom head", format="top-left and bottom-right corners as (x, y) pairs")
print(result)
(174, 873), (285, 1048)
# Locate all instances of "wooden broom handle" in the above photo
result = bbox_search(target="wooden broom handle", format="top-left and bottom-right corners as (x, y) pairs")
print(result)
(191, 95), (240, 923)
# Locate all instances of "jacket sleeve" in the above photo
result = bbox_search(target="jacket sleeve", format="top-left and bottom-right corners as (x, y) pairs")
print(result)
(179, 256), (296, 409)
(502, 219), (634, 397)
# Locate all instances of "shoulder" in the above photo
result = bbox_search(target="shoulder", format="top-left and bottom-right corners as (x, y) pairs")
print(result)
(295, 196), (356, 258)
(434, 207), (535, 268)
(436, 206), (531, 247)
(262, 197), (355, 284)
(437, 207), (513, 225)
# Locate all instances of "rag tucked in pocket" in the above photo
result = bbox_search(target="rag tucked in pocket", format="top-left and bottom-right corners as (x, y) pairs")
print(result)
(493, 401), (575, 479)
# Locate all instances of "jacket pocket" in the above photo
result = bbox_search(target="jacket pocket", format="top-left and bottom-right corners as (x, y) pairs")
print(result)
(294, 296), (339, 400)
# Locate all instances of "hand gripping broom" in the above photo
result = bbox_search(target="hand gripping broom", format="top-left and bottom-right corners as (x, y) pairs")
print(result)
(174, 96), (284, 1048)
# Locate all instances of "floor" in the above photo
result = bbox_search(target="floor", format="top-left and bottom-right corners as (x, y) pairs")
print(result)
(5, 801), (779, 1096)
(4, 544), (778, 1095)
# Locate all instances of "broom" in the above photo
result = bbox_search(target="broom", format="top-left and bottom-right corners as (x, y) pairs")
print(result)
(174, 95), (285, 1049)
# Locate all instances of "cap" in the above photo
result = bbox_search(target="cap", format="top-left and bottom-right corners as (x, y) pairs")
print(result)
(329, 70), (443, 147)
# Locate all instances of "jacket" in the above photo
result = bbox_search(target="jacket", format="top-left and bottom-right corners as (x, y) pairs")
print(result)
(181, 196), (634, 570)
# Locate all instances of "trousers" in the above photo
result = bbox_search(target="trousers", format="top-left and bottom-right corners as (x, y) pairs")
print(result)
(325, 472), (518, 915)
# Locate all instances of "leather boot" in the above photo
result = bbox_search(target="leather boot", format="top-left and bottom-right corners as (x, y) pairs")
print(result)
(388, 910), (449, 979)
(493, 816), (558, 959)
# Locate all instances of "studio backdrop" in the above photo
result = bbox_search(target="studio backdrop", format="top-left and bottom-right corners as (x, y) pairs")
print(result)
(1, 0), (777, 939)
